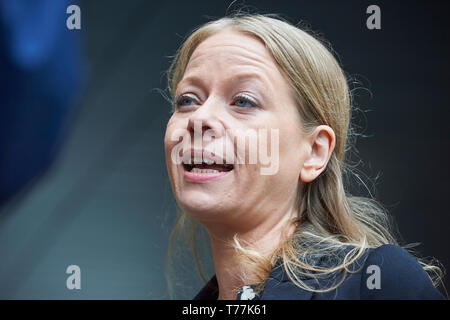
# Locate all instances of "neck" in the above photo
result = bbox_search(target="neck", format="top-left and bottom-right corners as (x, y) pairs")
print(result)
(206, 206), (297, 300)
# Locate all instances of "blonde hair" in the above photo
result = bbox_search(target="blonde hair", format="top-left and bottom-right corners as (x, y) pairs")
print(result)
(164, 12), (445, 298)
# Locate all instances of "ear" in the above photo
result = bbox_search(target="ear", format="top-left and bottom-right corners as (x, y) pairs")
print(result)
(300, 125), (336, 183)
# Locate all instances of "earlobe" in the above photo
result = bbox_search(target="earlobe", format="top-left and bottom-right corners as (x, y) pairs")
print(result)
(299, 162), (316, 183)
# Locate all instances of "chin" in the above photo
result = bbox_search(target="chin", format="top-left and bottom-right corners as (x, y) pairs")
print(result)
(177, 191), (229, 219)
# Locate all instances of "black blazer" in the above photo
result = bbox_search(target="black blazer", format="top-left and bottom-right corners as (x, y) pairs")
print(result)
(194, 244), (446, 300)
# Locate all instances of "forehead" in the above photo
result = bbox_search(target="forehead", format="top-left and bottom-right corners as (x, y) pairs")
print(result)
(188, 29), (280, 69)
(181, 29), (285, 89)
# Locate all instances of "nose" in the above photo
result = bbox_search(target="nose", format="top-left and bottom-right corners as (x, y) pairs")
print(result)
(187, 97), (225, 139)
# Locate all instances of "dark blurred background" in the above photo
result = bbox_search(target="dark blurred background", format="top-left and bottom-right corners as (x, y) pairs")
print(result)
(0, 0), (448, 299)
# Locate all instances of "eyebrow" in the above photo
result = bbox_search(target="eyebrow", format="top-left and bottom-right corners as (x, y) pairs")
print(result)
(176, 72), (271, 97)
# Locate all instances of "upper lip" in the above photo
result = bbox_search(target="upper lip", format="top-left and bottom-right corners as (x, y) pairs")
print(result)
(182, 148), (231, 165)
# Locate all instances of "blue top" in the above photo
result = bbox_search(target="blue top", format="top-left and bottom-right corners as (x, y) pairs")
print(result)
(194, 244), (446, 300)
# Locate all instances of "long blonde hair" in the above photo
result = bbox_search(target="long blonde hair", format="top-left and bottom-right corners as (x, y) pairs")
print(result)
(164, 12), (445, 298)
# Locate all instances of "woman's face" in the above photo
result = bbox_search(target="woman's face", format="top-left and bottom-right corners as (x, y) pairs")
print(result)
(164, 29), (311, 233)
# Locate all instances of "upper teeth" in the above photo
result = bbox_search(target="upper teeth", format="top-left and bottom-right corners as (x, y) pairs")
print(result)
(191, 168), (219, 173)
(189, 158), (216, 165)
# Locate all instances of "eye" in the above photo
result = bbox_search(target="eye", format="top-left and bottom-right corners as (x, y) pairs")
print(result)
(175, 93), (198, 108)
(234, 93), (258, 108)
(234, 94), (258, 108)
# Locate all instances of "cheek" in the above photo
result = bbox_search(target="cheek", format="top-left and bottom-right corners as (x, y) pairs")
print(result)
(164, 117), (185, 158)
(261, 143), (303, 201)
(164, 134), (175, 171)
(164, 121), (183, 180)
(277, 125), (305, 179)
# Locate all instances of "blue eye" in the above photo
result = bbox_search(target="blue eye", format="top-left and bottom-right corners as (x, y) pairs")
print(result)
(235, 99), (253, 108)
(175, 94), (197, 108)
(234, 94), (258, 108)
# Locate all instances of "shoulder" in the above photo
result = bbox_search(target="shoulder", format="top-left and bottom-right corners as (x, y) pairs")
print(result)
(359, 244), (445, 299)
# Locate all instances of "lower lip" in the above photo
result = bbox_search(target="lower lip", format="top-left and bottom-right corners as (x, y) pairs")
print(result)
(184, 169), (232, 182)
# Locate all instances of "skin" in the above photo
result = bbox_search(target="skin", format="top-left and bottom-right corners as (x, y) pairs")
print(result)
(164, 28), (335, 300)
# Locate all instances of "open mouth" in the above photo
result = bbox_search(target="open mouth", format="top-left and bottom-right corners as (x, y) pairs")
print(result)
(183, 162), (234, 173)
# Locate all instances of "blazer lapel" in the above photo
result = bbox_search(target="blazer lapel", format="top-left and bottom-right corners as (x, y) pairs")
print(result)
(259, 276), (318, 300)
(258, 259), (320, 300)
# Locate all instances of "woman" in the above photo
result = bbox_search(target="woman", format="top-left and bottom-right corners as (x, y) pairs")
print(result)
(163, 13), (446, 300)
